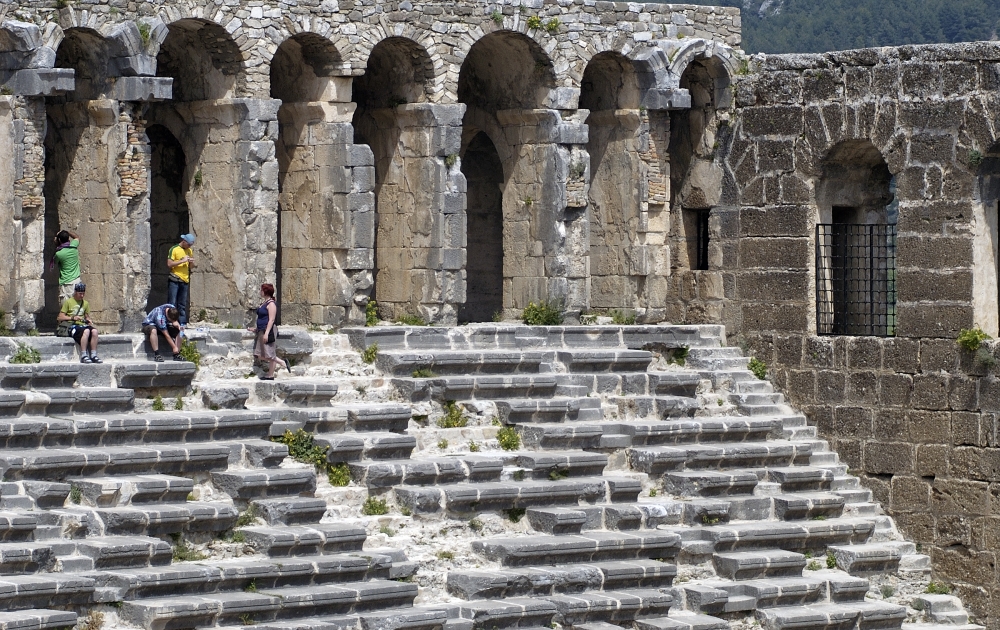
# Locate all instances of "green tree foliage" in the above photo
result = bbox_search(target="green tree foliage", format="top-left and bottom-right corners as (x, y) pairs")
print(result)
(669, 0), (1000, 54)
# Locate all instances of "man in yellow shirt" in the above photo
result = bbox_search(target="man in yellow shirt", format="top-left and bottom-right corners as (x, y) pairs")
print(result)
(167, 233), (195, 327)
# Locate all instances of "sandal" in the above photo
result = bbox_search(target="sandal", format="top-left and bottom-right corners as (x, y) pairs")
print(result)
(80, 356), (92, 364)
(153, 353), (164, 362)
(259, 376), (274, 381)
(90, 355), (103, 364)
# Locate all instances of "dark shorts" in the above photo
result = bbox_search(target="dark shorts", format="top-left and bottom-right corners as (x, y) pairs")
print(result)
(70, 325), (94, 344)
(143, 324), (178, 339)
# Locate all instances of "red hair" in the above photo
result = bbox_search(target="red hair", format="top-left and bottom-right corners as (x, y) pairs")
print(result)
(261, 283), (275, 298)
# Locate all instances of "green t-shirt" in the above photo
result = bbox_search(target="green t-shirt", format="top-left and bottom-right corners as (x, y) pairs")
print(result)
(54, 239), (81, 285)
(60, 297), (89, 321)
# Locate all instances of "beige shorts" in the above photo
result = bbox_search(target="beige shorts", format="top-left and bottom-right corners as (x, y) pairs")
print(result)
(254, 331), (277, 361)
(59, 278), (81, 301)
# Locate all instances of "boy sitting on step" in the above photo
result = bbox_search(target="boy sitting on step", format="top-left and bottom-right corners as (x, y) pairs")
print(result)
(142, 304), (183, 362)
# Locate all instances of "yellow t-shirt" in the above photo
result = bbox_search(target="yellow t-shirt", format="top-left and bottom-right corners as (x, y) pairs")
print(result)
(169, 245), (191, 283)
(60, 298), (89, 321)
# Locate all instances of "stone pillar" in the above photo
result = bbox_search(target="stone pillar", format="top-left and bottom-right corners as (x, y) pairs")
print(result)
(496, 108), (589, 318)
(11, 96), (47, 331)
(637, 109), (673, 321)
(278, 99), (375, 326)
(374, 103), (466, 325)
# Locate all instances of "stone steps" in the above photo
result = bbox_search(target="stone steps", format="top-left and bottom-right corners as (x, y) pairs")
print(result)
(446, 560), (677, 599)
(627, 440), (815, 474)
(471, 530), (681, 567)
(76, 502), (238, 536)
(495, 397), (603, 424)
(348, 456), (503, 488)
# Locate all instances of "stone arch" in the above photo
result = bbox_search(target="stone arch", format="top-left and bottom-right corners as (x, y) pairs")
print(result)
(54, 28), (110, 100)
(146, 124), (190, 312)
(155, 18), (242, 102)
(581, 51), (646, 314)
(815, 140), (896, 336)
(458, 30), (556, 113)
(459, 127), (505, 323)
(271, 32), (344, 103)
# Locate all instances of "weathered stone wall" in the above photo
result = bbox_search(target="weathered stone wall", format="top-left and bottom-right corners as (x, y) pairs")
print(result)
(712, 43), (1000, 625)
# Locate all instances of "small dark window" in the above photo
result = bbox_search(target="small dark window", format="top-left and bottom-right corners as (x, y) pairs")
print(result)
(695, 209), (710, 271)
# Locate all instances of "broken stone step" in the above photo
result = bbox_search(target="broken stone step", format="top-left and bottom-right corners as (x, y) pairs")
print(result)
(357, 606), (454, 630)
(212, 468), (317, 500)
(0, 443), (233, 480)
(471, 530), (681, 567)
(756, 601), (906, 630)
(338, 403), (414, 433)
(258, 579), (418, 616)
(699, 369), (760, 391)
(317, 432), (416, 462)
(111, 361), (198, 389)
(662, 470), (759, 497)
(392, 374), (559, 402)
(74, 534), (172, 569)
(0, 610), (78, 630)
(121, 591), (282, 630)
(635, 612), (729, 630)
(29, 410), (274, 447)
(606, 396), (702, 420)
(495, 398), (603, 424)
(0, 393), (29, 419)
(0, 542), (57, 573)
(706, 572), (869, 612)
(554, 349), (653, 373)
(684, 518), (876, 555)
(32, 388), (135, 416)
(648, 373), (703, 397)
(376, 350), (548, 376)
(394, 477), (640, 514)
(447, 560), (676, 599)
(517, 423), (604, 449)
(0, 512), (39, 541)
(252, 497), (328, 525)
(713, 550), (806, 580)
(602, 417), (780, 446)
(525, 507), (588, 534)
(773, 493), (846, 520)
(583, 502), (686, 530)
(833, 488), (874, 504)
(68, 474), (194, 506)
(348, 455), (503, 488)
(254, 380), (340, 407)
(507, 451), (608, 478)
(545, 588), (673, 625)
(910, 594), (970, 625)
(240, 524), (366, 557)
(827, 542), (912, 575)
(0, 573), (95, 610)
(83, 502), (238, 536)
(455, 597), (557, 629)
(0, 364), (80, 389)
(766, 467), (835, 492)
(628, 441), (813, 474)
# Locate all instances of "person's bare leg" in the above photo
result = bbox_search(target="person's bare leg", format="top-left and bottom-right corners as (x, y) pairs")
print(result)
(89, 331), (98, 352)
(148, 329), (159, 352)
(80, 329), (91, 352)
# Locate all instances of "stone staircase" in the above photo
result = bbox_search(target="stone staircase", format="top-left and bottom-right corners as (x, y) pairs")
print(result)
(0, 325), (981, 630)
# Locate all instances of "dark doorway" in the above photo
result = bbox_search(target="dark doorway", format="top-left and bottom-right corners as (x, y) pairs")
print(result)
(146, 125), (189, 312)
(459, 131), (503, 323)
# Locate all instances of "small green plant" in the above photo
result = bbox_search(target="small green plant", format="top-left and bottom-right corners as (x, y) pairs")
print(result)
(69, 485), (82, 505)
(361, 343), (379, 364)
(55, 0), (70, 8)
(437, 438), (449, 450)
(193, 168), (203, 188)
(526, 15), (543, 29)
(179, 338), (201, 367)
(969, 149), (984, 168)
(9, 343), (41, 364)
(812, 514), (827, 521)
(505, 508), (526, 522)
(496, 426), (521, 451)
(492, 310), (503, 323)
(362, 496), (389, 516)
(717, 398), (724, 406)
(580, 313), (597, 325)
(490, 10), (503, 24)
(238, 614), (255, 626)
(186, 492), (195, 501)
(273, 429), (329, 468)
(491, 416), (501, 426)
(513, 469), (526, 481)
(326, 328), (337, 335)
(806, 560), (822, 571)
(229, 530), (246, 544)
(437, 401), (468, 428)
(379, 525), (396, 537)
(235, 504), (258, 528)
(468, 440), (480, 452)
(522, 300), (563, 325)
(468, 517), (483, 532)
(523, 196), (534, 207)
(826, 552), (837, 569)
(958, 326), (991, 352)
(665, 346), (689, 366)
(0, 86), (12, 96)
(197, 308), (208, 322)
(880, 584), (894, 598)
(735, 56), (751, 76)
(700, 514), (721, 525)
(355, 385), (367, 395)
(328, 463), (351, 486)
(436, 550), (455, 560)
(172, 540), (208, 562)
(611, 309), (636, 325)
(137, 21), (152, 46)
(79, 610), (105, 630)
(174, 395), (184, 411)
(548, 468), (569, 481)
(445, 153), (458, 167)
(925, 581), (950, 594)
(649, 488), (657, 497)
(412, 367), (435, 378)
(152, 395), (165, 411)
(804, 551), (813, 559)
(544, 18), (560, 33)
(748, 357), (767, 380)
(395, 314), (426, 326)
(110, 602), (123, 610)
(366, 300), (379, 326)
(400, 507), (412, 516)
(976, 347), (998, 369)
(244, 580), (257, 593)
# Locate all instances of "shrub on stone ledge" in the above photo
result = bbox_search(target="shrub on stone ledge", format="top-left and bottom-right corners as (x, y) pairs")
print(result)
(957, 326), (991, 352)
(9, 343), (40, 364)
(522, 300), (563, 326)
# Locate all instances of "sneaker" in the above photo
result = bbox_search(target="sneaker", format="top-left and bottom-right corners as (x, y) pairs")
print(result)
(173, 353), (184, 362)
(90, 355), (102, 364)
(153, 353), (164, 362)
(80, 356), (92, 364)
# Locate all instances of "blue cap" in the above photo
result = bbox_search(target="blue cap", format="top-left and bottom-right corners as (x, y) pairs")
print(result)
(74, 282), (86, 292)
(180, 233), (195, 245)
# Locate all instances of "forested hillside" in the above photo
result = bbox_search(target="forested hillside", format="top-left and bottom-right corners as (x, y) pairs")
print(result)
(677, 0), (1000, 54)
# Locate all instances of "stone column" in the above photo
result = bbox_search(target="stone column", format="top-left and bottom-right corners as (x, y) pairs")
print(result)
(637, 109), (673, 321)
(278, 99), (375, 326)
(374, 103), (466, 325)
(12, 96), (50, 331)
(496, 108), (589, 319)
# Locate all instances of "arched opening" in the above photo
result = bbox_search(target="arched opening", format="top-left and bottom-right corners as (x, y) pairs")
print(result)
(149, 19), (248, 325)
(977, 148), (1000, 337)
(271, 33), (349, 325)
(352, 37), (444, 322)
(146, 125), (189, 312)
(42, 28), (112, 330)
(458, 31), (556, 317)
(815, 140), (896, 336)
(580, 52), (643, 313)
(459, 131), (504, 323)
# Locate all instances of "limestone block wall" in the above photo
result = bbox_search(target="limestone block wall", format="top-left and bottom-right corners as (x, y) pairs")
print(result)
(12, 96), (46, 330)
(707, 43), (1000, 625)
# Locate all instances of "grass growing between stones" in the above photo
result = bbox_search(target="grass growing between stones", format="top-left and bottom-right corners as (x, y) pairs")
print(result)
(69, 485), (82, 504)
(152, 395), (165, 411)
(522, 300), (563, 325)
(9, 343), (40, 364)
(179, 339), (201, 367)
(273, 429), (351, 486)
(496, 426), (520, 451)
(412, 367), (435, 378)
(366, 300), (379, 326)
(826, 552), (837, 568)
(361, 343), (378, 364)
(235, 504), (258, 528)
(958, 326), (991, 352)
(361, 496), (389, 516)
(395, 314), (426, 326)
(79, 611), (105, 630)
(610, 309), (636, 325)
(171, 537), (208, 562)
(437, 401), (468, 428)
(925, 581), (950, 594)
(328, 463), (351, 486)
(748, 357), (767, 380)
(505, 508), (526, 522)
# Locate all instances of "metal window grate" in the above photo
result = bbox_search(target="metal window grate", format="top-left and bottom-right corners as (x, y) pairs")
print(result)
(816, 223), (896, 337)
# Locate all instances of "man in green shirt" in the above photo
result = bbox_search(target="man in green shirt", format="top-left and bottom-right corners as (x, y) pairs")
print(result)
(53, 229), (82, 301)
